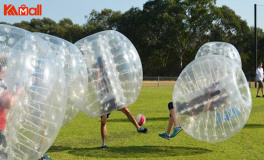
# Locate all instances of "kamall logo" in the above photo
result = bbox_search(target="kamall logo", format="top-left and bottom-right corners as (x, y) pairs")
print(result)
(4, 4), (42, 16)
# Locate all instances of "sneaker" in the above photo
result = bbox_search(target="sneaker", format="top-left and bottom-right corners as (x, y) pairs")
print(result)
(159, 132), (170, 139)
(43, 155), (49, 159)
(256, 95), (260, 97)
(170, 127), (182, 138)
(39, 155), (52, 160)
(137, 127), (148, 133)
(101, 144), (107, 149)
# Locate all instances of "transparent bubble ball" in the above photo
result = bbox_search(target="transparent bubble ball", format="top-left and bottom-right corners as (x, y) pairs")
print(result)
(75, 30), (143, 117)
(195, 42), (242, 67)
(0, 24), (29, 57)
(0, 25), (67, 159)
(35, 33), (88, 126)
(173, 55), (251, 142)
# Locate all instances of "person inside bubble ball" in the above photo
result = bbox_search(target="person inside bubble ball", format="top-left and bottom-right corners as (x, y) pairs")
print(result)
(0, 56), (24, 159)
(177, 84), (241, 124)
(203, 88), (240, 123)
(159, 102), (182, 140)
(96, 56), (148, 149)
(203, 88), (229, 111)
(177, 82), (229, 116)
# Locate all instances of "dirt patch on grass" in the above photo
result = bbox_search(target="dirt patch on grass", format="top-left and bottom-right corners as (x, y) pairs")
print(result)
(143, 81), (175, 87)
(143, 81), (255, 88)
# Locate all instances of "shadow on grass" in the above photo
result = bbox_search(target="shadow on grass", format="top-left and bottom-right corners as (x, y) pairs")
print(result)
(107, 117), (168, 122)
(244, 124), (264, 128)
(49, 146), (73, 152)
(49, 145), (211, 158)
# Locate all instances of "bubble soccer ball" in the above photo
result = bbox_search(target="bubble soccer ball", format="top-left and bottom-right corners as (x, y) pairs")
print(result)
(173, 55), (251, 142)
(195, 42), (242, 67)
(0, 24), (67, 159)
(0, 24), (28, 57)
(35, 33), (88, 126)
(136, 114), (146, 126)
(75, 30), (143, 117)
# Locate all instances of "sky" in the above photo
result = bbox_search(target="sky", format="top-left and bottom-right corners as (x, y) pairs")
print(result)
(0, 0), (264, 30)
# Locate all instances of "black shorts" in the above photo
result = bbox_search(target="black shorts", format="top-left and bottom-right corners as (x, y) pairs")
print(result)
(168, 102), (174, 117)
(168, 102), (174, 110)
(101, 113), (111, 119)
(100, 98), (117, 117)
(258, 81), (263, 88)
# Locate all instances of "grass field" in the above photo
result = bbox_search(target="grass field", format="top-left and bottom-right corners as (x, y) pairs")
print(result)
(47, 87), (264, 160)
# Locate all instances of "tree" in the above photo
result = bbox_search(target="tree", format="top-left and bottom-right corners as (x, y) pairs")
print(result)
(6, 1), (263, 77)
(118, 0), (217, 76)
(209, 5), (253, 76)
(84, 9), (122, 31)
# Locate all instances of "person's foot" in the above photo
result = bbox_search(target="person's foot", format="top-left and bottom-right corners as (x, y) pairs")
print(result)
(159, 132), (170, 139)
(39, 155), (52, 160)
(138, 127), (148, 133)
(101, 144), (107, 149)
(170, 126), (182, 138)
(256, 95), (260, 97)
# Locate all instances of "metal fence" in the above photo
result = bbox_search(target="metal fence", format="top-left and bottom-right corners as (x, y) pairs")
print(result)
(144, 76), (178, 81)
(143, 76), (256, 88)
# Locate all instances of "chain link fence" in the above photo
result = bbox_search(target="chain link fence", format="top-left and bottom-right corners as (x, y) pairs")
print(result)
(143, 76), (256, 88)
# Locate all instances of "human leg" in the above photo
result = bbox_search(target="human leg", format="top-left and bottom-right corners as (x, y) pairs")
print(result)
(0, 131), (7, 159)
(170, 108), (180, 126)
(166, 116), (174, 134)
(120, 107), (148, 133)
(159, 102), (174, 139)
(100, 115), (108, 149)
(169, 105), (182, 138)
(120, 107), (139, 129)
(159, 102), (181, 139)
(257, 81), (261, 97)
(159, 116), (173, 140)
(257, 87), (260, 97)
(260, 83), (264, 96)
(38, 125), (53, 160)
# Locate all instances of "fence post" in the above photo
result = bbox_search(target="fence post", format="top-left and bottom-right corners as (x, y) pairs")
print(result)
(158, 76), (160, 87)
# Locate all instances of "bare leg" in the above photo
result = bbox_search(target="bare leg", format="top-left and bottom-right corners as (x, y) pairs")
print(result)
(170, 108), (179, 126)
(257, 86), (260, 96)
(261, 87), (264, 96)
(166, 116), (174, 134)
(39, 125), (47, 150)
(39, 125), (47, 159)
(160, 105), (181, 139)
(120, 107), (139, 129)
(101, 115), (107, 145)
(169, 108), (182, 138)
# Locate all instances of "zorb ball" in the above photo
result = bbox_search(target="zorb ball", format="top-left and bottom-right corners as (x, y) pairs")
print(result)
(0, 25), (67, 159)
(195, 42), (242, 67)
(0, 24), (28, 57)
(75, 30), (143, 117)
(173, 55), (251, 142)
(35, 33), (88, 126)
(136, 114), (146, 126)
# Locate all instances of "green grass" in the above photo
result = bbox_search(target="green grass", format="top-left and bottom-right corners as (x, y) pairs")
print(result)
(47, 87), (264, 160)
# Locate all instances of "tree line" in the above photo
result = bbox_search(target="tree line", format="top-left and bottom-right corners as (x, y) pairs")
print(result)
(1, 0), (264, 77)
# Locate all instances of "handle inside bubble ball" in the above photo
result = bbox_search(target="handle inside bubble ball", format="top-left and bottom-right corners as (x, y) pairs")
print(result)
(209, 90), (220, 97)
